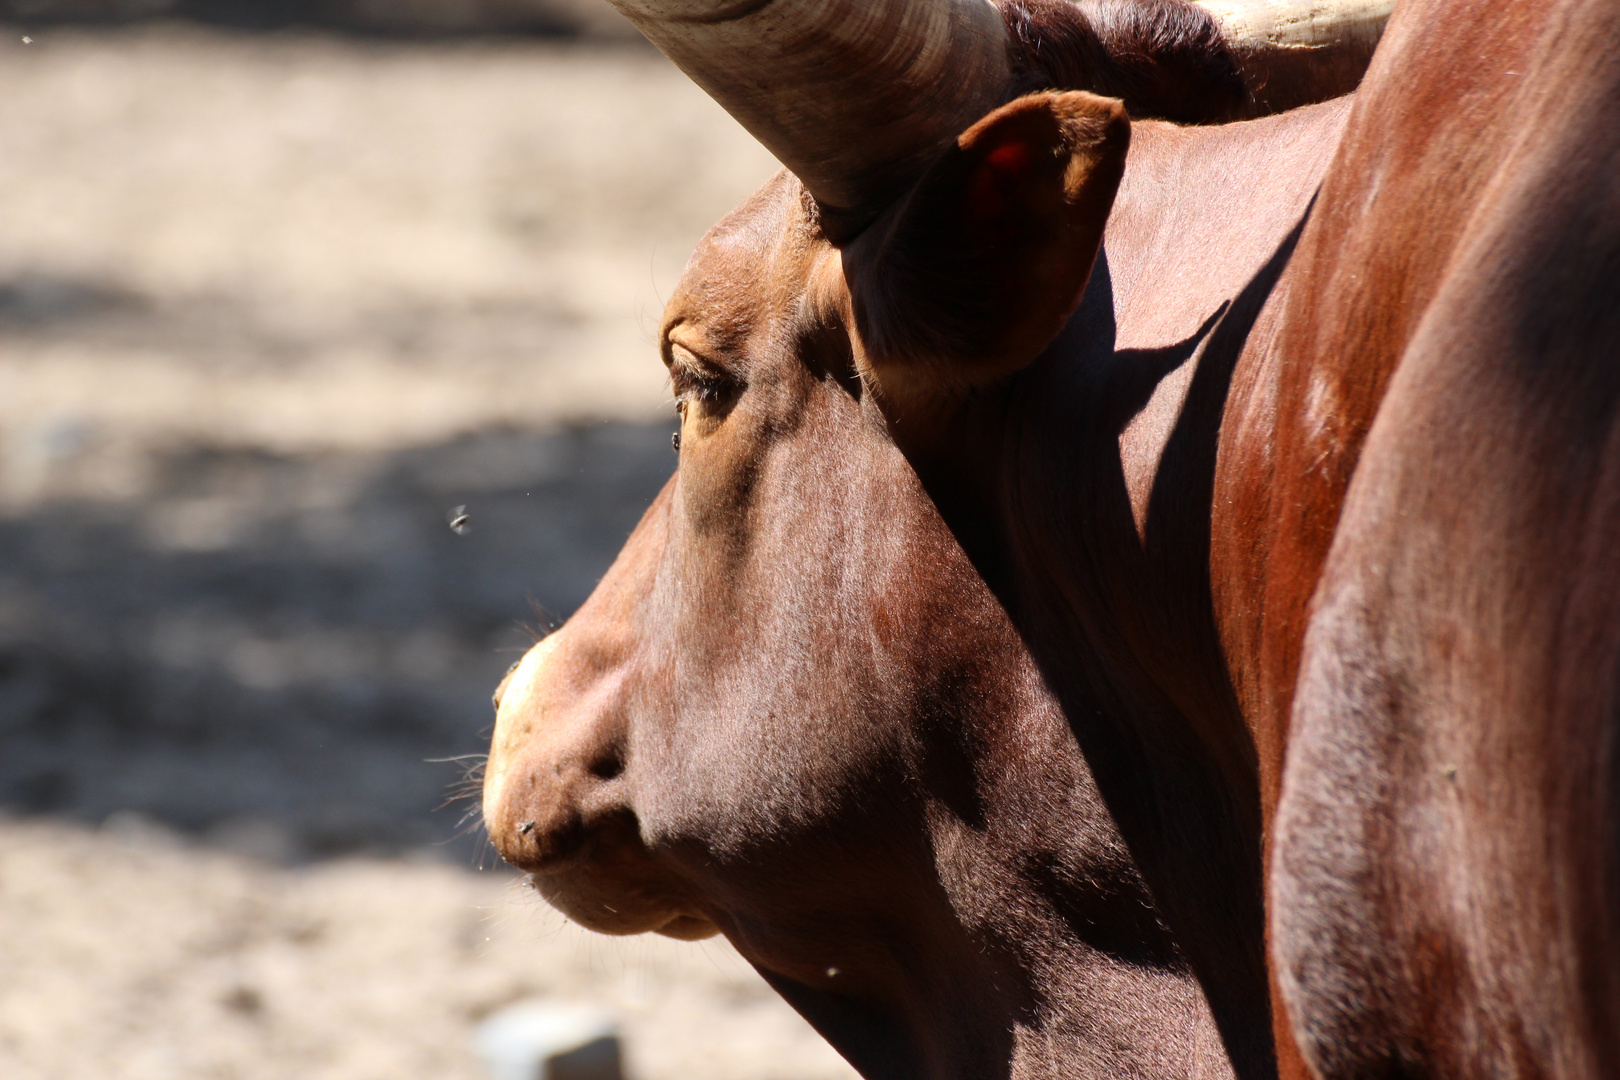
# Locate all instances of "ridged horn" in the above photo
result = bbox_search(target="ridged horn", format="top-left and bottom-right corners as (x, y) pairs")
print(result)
(1192, 0), (1395, 109)
(607, 0), (1010, 218)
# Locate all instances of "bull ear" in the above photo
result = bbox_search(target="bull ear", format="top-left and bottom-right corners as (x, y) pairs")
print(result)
(845, 91), (1129, 405)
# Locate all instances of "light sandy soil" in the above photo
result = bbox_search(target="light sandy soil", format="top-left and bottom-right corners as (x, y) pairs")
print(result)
(0, 24), (776, 467)
(0, 24), (857, 1080)
(0, 817), (857, 1080)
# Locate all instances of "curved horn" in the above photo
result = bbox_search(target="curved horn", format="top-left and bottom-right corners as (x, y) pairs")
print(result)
(608, 0), (1010, 218)
(1192, 0), (1394, 109)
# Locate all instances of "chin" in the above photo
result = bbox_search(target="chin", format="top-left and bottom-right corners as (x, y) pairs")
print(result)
(529, 871), (720, 941)
(653, 913), (722, 941)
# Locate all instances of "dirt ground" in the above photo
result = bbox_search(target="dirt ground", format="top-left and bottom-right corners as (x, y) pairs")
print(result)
(1, 816), (856, 1080)
(0, 23), (856, 1080)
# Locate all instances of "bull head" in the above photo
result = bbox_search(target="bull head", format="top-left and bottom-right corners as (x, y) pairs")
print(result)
(483, 1), (1390, 1077)
(483, 167), (1215, 1076)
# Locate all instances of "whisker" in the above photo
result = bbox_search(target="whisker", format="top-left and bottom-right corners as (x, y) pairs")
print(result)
(522, 599), (564, 641)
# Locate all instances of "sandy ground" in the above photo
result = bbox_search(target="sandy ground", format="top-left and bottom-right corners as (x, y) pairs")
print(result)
(0, 817), (856, 1080)
(0, 24), (856, 1080)
(0, 24), (776, 461)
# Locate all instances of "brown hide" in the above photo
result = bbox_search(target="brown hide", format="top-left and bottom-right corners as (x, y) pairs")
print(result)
(863, 100), (1350, 1079)
(1255, 0), (1620, 1076)
(1208, 0), (1557, 1071)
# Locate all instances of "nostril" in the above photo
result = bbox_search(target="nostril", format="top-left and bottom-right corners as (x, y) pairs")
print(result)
(588, 752), (625, 781)
(495, 810), (588, 871)
(491, 659), (522, 712)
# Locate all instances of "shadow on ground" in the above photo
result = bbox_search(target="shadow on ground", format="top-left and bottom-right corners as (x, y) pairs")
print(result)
(0, 0), (636, 39)
(0, 420), (674, 862)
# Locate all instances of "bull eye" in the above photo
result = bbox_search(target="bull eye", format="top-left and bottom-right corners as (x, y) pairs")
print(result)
(672, 367), (733, 407)
(667, 341), (741, 419)
(671, 430), (681, 453)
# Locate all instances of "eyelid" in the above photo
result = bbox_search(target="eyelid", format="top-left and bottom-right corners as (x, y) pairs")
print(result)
(670, 335), (734, 378)
(668, 336), (737, 396)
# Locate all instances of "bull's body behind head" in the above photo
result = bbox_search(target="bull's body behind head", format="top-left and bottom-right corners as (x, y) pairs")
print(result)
(482, 0), (1620, 1078)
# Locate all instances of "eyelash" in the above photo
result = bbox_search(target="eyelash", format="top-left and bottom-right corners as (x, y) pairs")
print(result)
(669, 360), (733, 408)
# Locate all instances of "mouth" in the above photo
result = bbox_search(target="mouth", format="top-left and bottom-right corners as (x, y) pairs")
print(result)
(652, 912), (724, 941)
(527, 868), (720, 941)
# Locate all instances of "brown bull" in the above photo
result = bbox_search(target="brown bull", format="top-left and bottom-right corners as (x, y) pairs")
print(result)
(1256, 0), (1620, 1075)
(482, 0), (1620, 1077)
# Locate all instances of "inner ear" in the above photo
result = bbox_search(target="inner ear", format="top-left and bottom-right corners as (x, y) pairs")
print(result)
(845, 90), (1129, 406)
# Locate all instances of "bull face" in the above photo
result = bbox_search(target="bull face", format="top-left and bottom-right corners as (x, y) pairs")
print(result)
(480, 94), (1213, 1076)
(483, 170), (975, 950)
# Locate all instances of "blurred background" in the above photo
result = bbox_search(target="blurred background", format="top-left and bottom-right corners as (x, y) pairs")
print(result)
(0, 4), (857, 1077)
